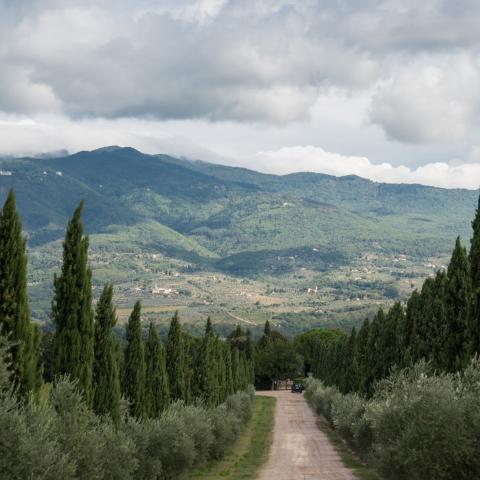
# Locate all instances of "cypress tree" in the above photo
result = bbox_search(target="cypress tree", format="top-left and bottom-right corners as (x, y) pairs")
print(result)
(380, 303), (404, 377)
(264, 320), (272, 337)
(364, 310), (384, 395)
(205, 316), (213, 336)
(356, 318), (370, 394)
(403, 290), (422, 366)
(166, 311), (188, 402)
(445, 237), (472, 372)
(92, 283), (120, 424)
(123, 300), (146, 418)
(224, 343), (234, 396)
(245, 330), (255, 384)
(215, 338), (227, 403)
(196, 318), (218, 406)
(422, 272), (448, 369)
(145, 322), (169, 417)
(258, 320), (272, 349)
(470, 195), (480, 353)
(343, 327), (359, 393)
(52, 202), (94, 404)
(0, 190), (40, 397)
(231, 347), (241, 392)
(470, 195), (480, 289)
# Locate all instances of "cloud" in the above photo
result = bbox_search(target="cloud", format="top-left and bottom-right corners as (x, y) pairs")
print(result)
(370, 54), (480, 143)
(0, 1), (377, 124)
(251, 145), (480, 189)
(2, 0), (480, 136)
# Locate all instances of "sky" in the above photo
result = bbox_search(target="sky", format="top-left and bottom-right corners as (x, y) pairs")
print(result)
(1, 0), (480, 189)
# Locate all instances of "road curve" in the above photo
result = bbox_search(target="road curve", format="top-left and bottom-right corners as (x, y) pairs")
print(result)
(257, 390), (356, 480)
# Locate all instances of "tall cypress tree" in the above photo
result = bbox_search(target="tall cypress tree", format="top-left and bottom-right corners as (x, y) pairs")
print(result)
(231, 347), (241, 392)
(0, 190), (40, 397)
(123, 300), (146, 418)
(445, 237), (472, 372)
(215, 338), (227, 403)
(403, 290), (422, 366)
(356, 318), (370, 394)
(145, 322), (169, 417)
(382, 302), (404, 377)
(470, 195), (480, 289)
(470, 195), (480, 353)
(196, 318), (218, 406)
(245, 330), (255, 384)
(258, 320), (272, 349)
(166, 311), (188, 402)
(224, 343), (234, 396)
(52, 202), (94, 404)
(92, 283), (121, 424)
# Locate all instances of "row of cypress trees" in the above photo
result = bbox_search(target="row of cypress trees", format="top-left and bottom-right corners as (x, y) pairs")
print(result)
(0, 191), (253, 423)
(313, 195), (480, 396)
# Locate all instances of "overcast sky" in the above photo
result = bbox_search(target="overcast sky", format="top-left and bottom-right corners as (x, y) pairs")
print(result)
(1, 0), (480, 189)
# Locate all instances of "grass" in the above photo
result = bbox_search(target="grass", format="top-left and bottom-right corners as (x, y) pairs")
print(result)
(183, 396), (276, 480)
(314, 415), (383, 480)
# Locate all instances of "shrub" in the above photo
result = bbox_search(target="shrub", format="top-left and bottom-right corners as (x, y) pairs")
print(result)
(307, 361), (480, 479)
(366, 363), (479, 480)
(304, 377), (340, 423)
(169, 402), (213, 466)
(124, 418), (162, 480)
(50, 378), (106, 480)
(100, 421), (138, 480)
(0, 337), (255, 480)
(152, 409), (196, 479)
(226, 392), (252, 424)
(331, 392), (367, 448)
(209, 404), (241, 460)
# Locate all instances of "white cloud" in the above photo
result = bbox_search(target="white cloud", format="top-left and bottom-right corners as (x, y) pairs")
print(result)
(370, 54), (480, 143)
(251, 145), (480, 189)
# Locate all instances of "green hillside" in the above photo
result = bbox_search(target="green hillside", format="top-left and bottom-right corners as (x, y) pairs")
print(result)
(1, 147), (478, 333)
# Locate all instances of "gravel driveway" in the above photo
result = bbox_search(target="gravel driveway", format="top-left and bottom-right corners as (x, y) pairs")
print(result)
(256, 390), (357, 480)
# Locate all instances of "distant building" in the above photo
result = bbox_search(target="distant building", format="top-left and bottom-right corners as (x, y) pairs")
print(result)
(152, 284), (178, 295)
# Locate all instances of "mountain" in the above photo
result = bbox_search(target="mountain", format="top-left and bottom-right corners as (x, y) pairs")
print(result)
(0, 147), (478, 332)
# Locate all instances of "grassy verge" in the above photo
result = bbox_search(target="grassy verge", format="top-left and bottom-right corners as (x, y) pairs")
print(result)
(314, 415), (382, 480)
(184, 396), (276, 480)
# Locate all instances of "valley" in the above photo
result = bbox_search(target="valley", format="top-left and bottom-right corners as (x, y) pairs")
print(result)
(1, 146), (476, 336)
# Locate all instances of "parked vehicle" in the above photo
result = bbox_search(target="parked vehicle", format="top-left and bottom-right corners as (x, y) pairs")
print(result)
(291, 383), (304, 393)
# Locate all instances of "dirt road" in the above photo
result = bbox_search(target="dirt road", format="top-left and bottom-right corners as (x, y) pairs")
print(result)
(257, 390), (356, 480)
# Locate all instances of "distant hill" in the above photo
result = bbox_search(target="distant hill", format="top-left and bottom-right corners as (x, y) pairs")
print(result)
(0, 146), (477, 275)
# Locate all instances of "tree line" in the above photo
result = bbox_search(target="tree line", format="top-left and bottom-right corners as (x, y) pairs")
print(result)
(0, 191), (253, 424)
(311, 194), (480, 395)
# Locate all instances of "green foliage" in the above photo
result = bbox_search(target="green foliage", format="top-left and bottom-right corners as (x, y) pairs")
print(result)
(294, 328), (345, 371)
(52, 202), (94, 405)
(0, 190), (40, 397)
(93, 283), (121, 424)
(194, 319), (220, 406)
(123, 301), (146, 418)
(309, 207), (480, 394)
(166, 312), (189, 403)
(254, 333), (303, 388)
(0, 337), (254, 480)
(444, 237), (472, 371)
(144, 322), (169, 418)
(306, 363), (480, 480)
